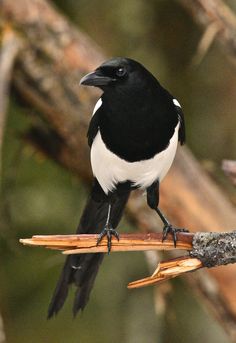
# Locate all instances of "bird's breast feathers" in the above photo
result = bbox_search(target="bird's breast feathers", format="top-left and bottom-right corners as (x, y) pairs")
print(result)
(91, 122), (180, 194)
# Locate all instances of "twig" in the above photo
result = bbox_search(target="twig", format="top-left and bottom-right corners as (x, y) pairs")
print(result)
(190, 21), (220, 67)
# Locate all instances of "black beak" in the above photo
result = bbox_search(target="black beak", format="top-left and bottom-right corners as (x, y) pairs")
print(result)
(80, 71), (115, 87)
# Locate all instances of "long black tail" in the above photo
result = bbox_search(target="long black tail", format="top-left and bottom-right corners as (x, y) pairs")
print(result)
(48, 180), (130, 318)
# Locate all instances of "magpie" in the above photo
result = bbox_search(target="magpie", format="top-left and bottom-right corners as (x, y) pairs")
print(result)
(48, 57), (186, 318)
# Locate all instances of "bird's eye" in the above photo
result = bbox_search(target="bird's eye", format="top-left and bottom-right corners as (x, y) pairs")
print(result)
(116, 67), (126, 77)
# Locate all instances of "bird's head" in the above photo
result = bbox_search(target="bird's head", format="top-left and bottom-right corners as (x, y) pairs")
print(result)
(80, 57), (156, 92)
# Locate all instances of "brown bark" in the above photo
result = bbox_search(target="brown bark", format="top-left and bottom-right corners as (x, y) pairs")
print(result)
(1, 0), (236, 339)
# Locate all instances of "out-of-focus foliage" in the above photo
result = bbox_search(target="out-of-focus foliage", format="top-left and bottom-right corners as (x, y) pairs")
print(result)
(1, 0), (235, 342)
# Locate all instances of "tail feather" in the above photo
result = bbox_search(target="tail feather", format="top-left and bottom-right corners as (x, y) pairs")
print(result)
(72, 253), (104, 315)
(48, 180), (130, 318)
(48, 256), (74, 318)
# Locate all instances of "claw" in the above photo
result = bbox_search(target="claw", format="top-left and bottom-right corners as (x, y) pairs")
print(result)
(97, 225), (119, 254)
(162, 225), (189, 248)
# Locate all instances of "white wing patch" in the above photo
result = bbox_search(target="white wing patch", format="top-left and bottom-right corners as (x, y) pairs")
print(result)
(91, 123), (180, 194)
(92, 98), (102, 116)
(173, 98), (181, 108)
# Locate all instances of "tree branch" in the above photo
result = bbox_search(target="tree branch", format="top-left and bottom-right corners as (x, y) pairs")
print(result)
(190, 230), (236, 267)
(20, 230), (236, 289)
(20, 232), (194, 253)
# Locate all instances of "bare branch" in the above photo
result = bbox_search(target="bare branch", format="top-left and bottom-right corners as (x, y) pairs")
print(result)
(20, 232), (194, 253)
(0, 25), (22, 177)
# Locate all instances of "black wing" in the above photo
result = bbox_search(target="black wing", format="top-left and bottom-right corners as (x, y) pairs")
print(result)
(164, 89), (186, 145)
(87, 109), (100, 147)
(173, 101), (185, 145)
(176, 105), (185, 145)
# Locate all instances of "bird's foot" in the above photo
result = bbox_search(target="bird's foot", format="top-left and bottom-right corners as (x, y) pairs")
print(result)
(162, 224), (189, 248)
(97, 225), (119, 254)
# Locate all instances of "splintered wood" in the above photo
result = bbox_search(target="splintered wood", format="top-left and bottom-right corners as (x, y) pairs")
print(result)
(20, 232), (203, 287)
(20, 232), (194, 254)
(128, 256), (202, 289)
(20, 230), (236, 288)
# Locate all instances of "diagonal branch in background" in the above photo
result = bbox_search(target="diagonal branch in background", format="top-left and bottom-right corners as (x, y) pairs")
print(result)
(222, 160), (236, 186)
(0, 24), (22, 179)
(189, 21), (220, 67)
(179, 0), (236, 66)
(1, 0), (236, 339)
(20, 230), (236, 287)
(0, 23), (21, 343)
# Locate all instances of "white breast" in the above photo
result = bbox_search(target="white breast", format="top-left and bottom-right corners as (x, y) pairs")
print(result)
(91, 123), (180, 195)
(92, 98), (102, 116)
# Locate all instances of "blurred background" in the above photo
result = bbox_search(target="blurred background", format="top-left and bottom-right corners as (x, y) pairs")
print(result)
(1, 0), (236, 342)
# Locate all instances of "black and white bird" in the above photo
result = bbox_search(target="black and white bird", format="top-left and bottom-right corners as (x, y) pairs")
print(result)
(48, 57), (186, 318)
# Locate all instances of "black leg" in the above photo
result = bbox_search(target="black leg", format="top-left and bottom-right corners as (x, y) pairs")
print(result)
(156, 207), (188, 247)
(147, 180), (160, 210)
(147, 181), (188, 247)
(96, 202), (119, 253)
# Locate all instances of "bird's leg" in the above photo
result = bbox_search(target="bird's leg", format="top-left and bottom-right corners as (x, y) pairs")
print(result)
(155, 207), (188, 247)
(97, 202), (119, 253)
(146, 181), (188, 247)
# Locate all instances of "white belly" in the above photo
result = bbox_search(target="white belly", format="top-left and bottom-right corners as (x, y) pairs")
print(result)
(91, 123), (180, 194)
